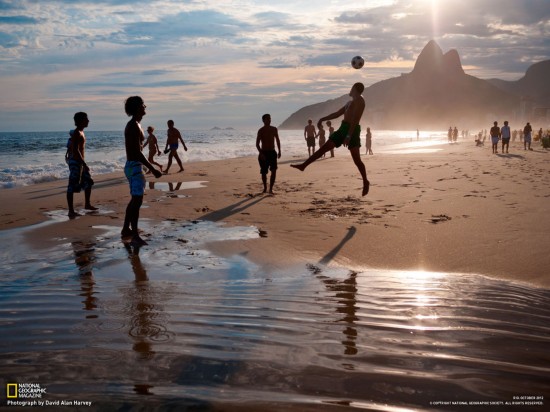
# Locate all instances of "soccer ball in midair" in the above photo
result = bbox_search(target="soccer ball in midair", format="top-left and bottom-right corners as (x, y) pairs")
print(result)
(351, 55), (365, 69)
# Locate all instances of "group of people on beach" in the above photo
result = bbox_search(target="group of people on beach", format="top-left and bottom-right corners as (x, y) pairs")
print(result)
(488, 121), (535, 154)
(65, 82), (372, 246)
(64, 100), (192, 244)
(305, 119), (373, 156)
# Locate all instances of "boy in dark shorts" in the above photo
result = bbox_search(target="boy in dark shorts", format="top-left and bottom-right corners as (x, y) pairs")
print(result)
(122, 96), (163, 246)
(256, 114), (281, 194)
(66, 112), (97, 218)
(291, 82), (370, 196)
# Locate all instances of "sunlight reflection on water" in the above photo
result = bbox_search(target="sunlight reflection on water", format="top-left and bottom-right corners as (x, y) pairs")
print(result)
(1, 220), (549, 411)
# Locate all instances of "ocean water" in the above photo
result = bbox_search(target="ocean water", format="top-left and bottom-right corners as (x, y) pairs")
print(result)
(0, 218), (549, 410)
(0, 129), (447, 189)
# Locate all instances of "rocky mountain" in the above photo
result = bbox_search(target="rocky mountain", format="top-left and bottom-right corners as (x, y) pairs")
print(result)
(279, 40), (536, 130)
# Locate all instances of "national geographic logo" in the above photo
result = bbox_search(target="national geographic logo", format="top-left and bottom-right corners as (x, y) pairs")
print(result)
(6, 383), (17, 398)
(6, 383), (47, 399)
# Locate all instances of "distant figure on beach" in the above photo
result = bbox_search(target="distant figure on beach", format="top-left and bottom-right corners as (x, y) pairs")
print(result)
(256, 114), (281, 194)
(164, 120), (187, 174)
(326, 121), (335, 157)
(66, 112), (97, 218)
(291, 82), (370, 196)
(448, 127), (452, 143)
(366, 127), (373, 155)
(490, 121), (501, 154)
(416, 129), (419, 141)
(316, 123), (326, 157)
(501, 121), (511, 154)
(304, 119), (317, 156)
(144, 126), (163, 174)
(523, 122), (532, 151)
(122, 96), (163, 245)
(453, 127), (458, 143)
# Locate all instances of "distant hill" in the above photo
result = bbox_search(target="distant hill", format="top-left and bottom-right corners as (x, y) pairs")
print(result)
(487, 60), (550, 105)
(279, 40), (543, 130)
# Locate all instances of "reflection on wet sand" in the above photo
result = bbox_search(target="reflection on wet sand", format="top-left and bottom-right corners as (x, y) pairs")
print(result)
(72, 241), (98, 317)
(1, 221), (550, 410)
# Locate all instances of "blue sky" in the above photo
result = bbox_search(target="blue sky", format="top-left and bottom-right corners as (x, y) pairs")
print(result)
(0, 0), (549, 131)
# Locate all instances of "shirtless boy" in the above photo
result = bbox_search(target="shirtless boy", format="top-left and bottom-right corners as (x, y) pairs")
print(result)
(122, 96), (163, 245)
(256, 114), (281, 194)
(144, 126), (163, 173)
(164, 120), (187, 174)
(304, 119), (316, 156)
(291, 82), (370, 196)
(66, 112), (97, 218)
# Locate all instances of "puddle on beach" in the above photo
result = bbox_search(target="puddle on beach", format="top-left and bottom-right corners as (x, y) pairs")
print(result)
(1, 218), (549, 411)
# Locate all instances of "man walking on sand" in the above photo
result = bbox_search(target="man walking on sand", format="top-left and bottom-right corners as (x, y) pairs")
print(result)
(164, 120), (187, 174)
(291, 82), (370, 196)
(66, 112), (97, 218)
(256, 114), (281, 194)
(121, 96), (163, 246)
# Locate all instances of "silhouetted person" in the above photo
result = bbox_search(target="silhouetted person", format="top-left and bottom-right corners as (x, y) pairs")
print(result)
(304, 119), (316, 156)
(122, 96), (163, 246)
(164, 120), (187, 174)
(523, 122), (532, 151)
(365, 127), (373, 155)
(256, 114), (281, 194)
(291, 82), (370, 196)
(66, 112), (97, 218)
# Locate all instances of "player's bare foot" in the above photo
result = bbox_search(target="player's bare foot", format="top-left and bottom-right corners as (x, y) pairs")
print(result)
(177, 168), (184, 173)
(68, 211), (81, 219)
(362, 180), (370, 197)
(290, 164), (305, 171)
(85, 204), (98, 211)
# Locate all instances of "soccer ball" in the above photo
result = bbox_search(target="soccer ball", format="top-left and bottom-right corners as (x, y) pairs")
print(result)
(351, 55), (365, 69)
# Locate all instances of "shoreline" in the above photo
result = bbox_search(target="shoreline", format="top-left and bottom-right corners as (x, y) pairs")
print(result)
(1, 140), (549, 288)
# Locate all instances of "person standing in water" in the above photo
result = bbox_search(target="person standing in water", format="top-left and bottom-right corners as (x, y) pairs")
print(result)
(291, 82), (370, 196)
(66, 112), (97, 218)
(121, 96), (163, 245)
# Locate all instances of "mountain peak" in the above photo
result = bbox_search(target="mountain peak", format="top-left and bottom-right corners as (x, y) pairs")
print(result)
(412, 40), (463, 75)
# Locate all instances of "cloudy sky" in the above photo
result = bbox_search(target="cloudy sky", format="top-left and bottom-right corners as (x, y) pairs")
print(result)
(0, 0), (548, 131)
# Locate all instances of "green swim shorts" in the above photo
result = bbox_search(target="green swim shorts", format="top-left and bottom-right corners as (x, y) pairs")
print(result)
(329, 121), (361, 149)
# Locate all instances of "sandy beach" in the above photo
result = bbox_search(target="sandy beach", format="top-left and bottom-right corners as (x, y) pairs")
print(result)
(2, 138), (549, 288)
(2, 136), (550, 410)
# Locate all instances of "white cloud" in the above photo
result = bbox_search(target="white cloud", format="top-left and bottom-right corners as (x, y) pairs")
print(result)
(0, 0), (548, 130)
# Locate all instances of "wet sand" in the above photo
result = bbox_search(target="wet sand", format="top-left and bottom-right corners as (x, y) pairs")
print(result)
(1, 137), (550, 410)
(1, 137), (549, 288)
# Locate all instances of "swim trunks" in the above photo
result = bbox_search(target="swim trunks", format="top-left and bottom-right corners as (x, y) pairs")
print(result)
(170, 143), (178, 150)
(258, 150), (278, 175)
(67, 159), (94, 194)
(329, 121), (361, 149)
(524, 133), (532, 143)
(491, 137), (500, 145)
(306, 137), (316, 147)
(125, 160), (145, 196)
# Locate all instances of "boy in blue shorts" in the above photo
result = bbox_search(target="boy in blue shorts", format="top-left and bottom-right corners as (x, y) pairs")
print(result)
(66, 112), (97, 218)
(122, 96), (163, 245)
(291, 82), (370, 196)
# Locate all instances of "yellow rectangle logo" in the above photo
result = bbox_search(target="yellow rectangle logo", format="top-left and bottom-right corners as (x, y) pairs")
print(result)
(7, 383), (18, 398)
